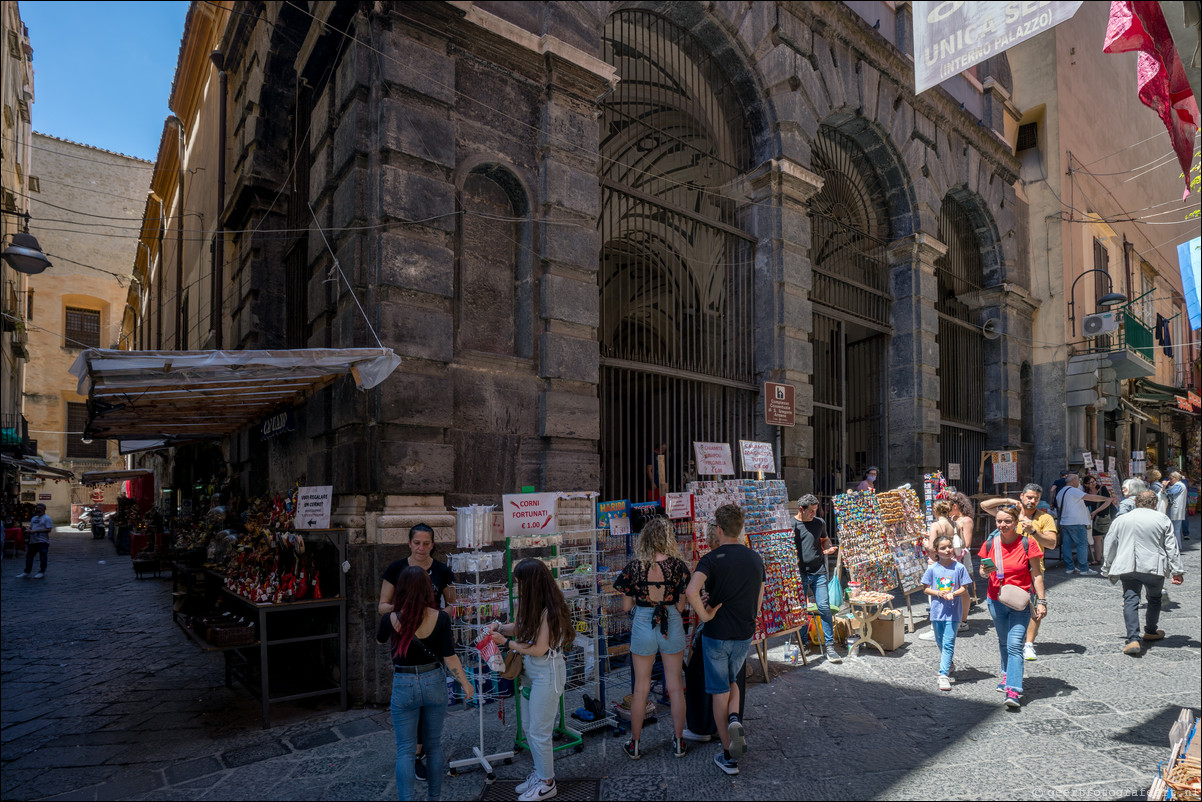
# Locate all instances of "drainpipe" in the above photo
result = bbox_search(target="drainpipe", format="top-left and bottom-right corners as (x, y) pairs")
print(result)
(149, 192), (164, 349)
(210, 51), (227, 350)
(167, 115), (186, 349)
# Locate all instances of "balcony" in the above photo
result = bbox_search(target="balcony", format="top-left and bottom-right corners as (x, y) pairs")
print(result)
(1, 413), (34, 457)
(1081, 310), (1156, 380)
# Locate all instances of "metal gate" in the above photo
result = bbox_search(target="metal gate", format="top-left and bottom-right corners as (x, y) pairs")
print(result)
(935, 195), (987, 490)
(599, 10), (757, 501)
(809, 127), (893, 505)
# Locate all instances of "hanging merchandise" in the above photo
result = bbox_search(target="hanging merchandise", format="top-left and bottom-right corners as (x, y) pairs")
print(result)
(747, 529), (809, 641)
(922, 472), (947, 526)
(456, 504), (495, 549)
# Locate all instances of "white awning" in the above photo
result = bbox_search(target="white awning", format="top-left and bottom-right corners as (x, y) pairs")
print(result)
(68, 348), (401, 442)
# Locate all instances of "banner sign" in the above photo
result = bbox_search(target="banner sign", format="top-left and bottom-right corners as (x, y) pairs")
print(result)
(1189, 391), (1201, 411)
(739, 440), (776, 474)
(694, 442), (735, 476)
(1177, 396), (1193, 411)
(913, 1), (1083, 94)
(597, 499), (630, 529)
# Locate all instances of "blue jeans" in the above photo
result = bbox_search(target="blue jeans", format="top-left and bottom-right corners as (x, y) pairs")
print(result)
(701, 635), (752, 695)
(520, 651), (566, 783)
(1060, 525), (1090, 571)
(802, 572), (833, 646)
(987, 599), (1031, 693)
(1172, 520), (1184, 552)
(24, 542), (48, 574)
(391, 668), (448, 801)
(931, 620), (957, 676)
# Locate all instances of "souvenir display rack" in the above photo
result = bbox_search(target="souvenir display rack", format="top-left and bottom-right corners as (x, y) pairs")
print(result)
(832, 491), (899, 596)
(875, 486), (927, 632)
(447, 510), (513, 782)
(186, 529), (348, 728)
(746, 528), (809, 680)
(506, 523), (618, 754)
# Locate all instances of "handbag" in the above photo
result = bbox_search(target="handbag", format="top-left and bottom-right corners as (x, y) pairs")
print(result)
(500, 648), (523, 680)
(993, 536), (1033, 612)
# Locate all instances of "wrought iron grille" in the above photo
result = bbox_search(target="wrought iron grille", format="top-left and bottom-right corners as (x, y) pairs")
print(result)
(599, 9), (758, 501)
(935, 196), (983, 322)
(810, 127), (892, 329)
(941, 423), (987, 493)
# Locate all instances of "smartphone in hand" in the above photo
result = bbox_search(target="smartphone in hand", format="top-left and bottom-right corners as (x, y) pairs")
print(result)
(980, 557), (996, 573)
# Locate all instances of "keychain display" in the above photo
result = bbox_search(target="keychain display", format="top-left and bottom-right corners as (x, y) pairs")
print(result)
(747, 529), (809, 640)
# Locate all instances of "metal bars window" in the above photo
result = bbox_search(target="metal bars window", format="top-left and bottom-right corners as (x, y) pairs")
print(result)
(64, 306), (100, 349)
(599, 10), (757, 501)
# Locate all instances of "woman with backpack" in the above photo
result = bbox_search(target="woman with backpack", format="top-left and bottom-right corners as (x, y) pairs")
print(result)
(978, 504), (1047, 710)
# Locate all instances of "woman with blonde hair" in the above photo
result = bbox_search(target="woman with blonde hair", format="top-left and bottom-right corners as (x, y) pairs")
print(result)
(613, 516), (692, 760)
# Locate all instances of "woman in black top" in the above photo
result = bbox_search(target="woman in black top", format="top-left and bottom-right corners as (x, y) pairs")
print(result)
(377, 566), (473, 801)
(1084, 475), (1113, 566)
(613, 516), (691, 760)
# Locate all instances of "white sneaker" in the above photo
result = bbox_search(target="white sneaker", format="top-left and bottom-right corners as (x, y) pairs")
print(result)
(1079, 568), (1099, 576)
(515, 771), (540, 796)
(16, 572), (28, 578)
(958, 621), (969, 632)
(682, 727), (712, 742)
(518, 779), (557, 802)
(1023, 643), (1037, 661)
(33, 572), (44, 579)
(918, 630), (937, 641)
(938, 675), (952, 691)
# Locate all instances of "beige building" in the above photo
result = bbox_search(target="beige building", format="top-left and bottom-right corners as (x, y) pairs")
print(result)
(1008, 1), (1199, 479)
(23, 133), (150, 520)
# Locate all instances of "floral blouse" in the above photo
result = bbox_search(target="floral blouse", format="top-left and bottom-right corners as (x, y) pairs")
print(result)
(613, 557), (691, 635)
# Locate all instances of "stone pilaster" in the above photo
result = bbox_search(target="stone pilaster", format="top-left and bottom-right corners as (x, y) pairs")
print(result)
(887, 233), (946, 480)
(742, 158), (824, 496)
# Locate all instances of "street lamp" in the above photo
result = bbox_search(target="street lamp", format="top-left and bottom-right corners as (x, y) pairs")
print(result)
(1, 212), (51, 275)
(1068, 269), (1127, 336)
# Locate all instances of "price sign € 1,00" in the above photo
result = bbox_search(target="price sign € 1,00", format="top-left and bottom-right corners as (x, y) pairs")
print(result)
(502, 493), (558, 539)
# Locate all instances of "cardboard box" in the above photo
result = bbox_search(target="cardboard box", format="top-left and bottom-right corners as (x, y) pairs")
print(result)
(870, 610), (905, 651)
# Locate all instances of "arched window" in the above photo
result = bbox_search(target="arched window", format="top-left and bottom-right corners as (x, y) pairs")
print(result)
(599, 8), (756, 499)
(936, 193), (988, 476)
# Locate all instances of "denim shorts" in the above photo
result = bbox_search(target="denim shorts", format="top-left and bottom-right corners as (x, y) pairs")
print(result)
(701, 634), (752, 695)
(629, 606), (686, 656)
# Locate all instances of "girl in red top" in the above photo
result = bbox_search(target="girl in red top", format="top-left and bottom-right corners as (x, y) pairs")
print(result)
(978, 505), (1047, 710)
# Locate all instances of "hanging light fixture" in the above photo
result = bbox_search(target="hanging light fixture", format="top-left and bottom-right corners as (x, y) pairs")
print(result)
(2, 212), (52, 275)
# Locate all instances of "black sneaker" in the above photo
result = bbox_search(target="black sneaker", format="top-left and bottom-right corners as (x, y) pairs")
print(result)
(622, 739), (641, 759)
(414, 753), (427, 781)
(714, 750), (739, 775)
(672, 736), (688, 758)
(727, 717), (747, 759)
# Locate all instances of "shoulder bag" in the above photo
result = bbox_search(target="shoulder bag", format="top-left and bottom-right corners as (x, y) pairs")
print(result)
(993, 536), (1034, 612)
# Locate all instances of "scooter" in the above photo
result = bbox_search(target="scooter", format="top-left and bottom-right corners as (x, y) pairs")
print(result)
(75, 507), (94, 530)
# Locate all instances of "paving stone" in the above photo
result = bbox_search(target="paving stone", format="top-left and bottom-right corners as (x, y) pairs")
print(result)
(335, 718), (384, 740)
(220, 740), (290, 768)
(288, 729), (341, 751)
(163, 756), (223, 785)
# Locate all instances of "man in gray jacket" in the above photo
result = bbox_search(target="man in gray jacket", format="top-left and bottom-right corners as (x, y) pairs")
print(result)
(1102, 491), (1185, 655)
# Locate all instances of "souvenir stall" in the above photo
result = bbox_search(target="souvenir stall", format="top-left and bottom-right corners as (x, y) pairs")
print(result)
(170, 488), (348, 728)
(688, 479), (807, 681)
(874, 486), (928, 632)
(831, 490), (902, 656)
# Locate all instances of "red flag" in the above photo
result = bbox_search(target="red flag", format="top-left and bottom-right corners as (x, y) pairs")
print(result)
(1103, 1), (1200, 197)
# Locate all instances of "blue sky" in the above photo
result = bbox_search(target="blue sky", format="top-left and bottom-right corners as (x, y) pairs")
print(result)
(20, 1), (189, 162)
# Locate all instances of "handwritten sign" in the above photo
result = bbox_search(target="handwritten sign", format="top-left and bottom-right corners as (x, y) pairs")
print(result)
(296, 486), (333, 530)
(739, 440), (776, 474)
(1083, 452), (1094, 470)
(502, 492), (558, 537)
(664, 492), (692, 520)
(694, 442), (735, 476)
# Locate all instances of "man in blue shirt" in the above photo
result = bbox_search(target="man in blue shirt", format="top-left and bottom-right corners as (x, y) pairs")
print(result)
(18, 503), (54, 579)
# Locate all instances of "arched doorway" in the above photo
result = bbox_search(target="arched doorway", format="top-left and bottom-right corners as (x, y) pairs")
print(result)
(599, 9), (757, 500)
(935, 194), (988, 490)
(809, 126), (893, 501)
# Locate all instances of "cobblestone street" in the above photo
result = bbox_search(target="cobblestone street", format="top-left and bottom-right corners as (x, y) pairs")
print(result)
(2, 524), (1199, 801)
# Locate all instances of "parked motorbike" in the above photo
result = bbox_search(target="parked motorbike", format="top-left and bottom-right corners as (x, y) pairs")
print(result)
(75, 507), (94, 531)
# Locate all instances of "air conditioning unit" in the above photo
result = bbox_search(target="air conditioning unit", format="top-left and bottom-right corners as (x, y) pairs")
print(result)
(1082, 312), (1119, 337)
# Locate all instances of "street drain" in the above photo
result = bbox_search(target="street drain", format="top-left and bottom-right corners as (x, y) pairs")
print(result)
(480, 778), (601, 801)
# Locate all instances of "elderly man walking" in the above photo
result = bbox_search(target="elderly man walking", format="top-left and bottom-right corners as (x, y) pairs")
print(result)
(1102, 491), (1185, 656)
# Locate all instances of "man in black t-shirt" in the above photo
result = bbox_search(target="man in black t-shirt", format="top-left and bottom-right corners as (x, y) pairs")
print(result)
(686, 504), (763, 776)
(793, 493), (840, 664)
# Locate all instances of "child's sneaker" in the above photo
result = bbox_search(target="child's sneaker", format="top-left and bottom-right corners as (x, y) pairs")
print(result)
(672, 736), (688, 758)
(622, 739), (640, 759)
(726, 716), (747, 759)
(713, 751), (739, 775)
(1023, 643), (1037, 661)
(1004, 689), (1021, 709)
(938, 675), (952, 691)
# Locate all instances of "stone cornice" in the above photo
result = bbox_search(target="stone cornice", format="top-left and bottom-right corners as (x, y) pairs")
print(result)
(783, 1), (1021, 186)
(744, 157), (825, 206)
(968, 281), (1041, 318)
(887, 232), (947, 268)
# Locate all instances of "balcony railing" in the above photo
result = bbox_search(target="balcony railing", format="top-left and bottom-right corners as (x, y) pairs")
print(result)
(1, 413), (33, 456)
(1081, 310), (1156, 379)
